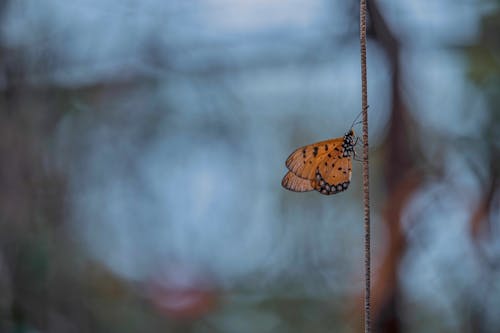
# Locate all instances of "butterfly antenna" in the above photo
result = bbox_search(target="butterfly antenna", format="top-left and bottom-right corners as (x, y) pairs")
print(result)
(349, 109), (364, 130)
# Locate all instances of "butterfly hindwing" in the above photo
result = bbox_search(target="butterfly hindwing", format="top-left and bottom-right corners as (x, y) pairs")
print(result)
(314, 156), (352, 195)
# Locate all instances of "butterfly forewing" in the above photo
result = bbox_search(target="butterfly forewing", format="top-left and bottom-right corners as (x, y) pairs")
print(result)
(285, 138), (344, 180)
(281, 171), (315, 192)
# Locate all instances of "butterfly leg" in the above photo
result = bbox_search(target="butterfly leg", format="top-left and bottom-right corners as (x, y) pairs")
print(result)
(353, 148), (364, 162)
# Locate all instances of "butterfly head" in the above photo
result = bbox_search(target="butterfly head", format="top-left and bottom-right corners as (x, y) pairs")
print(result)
(344, 129), (356, 143)
(342, 129), (356, 157)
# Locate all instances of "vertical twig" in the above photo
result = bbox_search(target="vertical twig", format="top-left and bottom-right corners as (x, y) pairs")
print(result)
(359, 0), (371, 332)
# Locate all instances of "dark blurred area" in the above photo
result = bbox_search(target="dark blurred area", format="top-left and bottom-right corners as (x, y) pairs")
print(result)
(0, 1), (499, 332)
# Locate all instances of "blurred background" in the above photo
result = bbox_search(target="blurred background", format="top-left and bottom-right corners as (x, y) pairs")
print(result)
(0, 0), (499, 332)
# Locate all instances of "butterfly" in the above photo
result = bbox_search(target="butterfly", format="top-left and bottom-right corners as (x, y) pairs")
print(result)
(281, 129), (357, 195)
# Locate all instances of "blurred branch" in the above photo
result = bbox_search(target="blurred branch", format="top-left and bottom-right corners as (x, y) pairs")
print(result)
(470, 169), (499, 268)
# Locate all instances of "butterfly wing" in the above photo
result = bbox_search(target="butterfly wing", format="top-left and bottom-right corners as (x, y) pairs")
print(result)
(283, 131), (355, 195)
(285, 138), (344, 180)
(281, 171), (315, 192)
(314, 156), (352, 195)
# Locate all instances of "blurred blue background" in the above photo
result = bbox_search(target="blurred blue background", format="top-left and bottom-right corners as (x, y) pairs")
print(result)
(0, 1), (498, 332)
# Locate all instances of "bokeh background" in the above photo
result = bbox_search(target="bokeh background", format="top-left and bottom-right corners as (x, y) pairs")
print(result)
(0, 1), (499, 332)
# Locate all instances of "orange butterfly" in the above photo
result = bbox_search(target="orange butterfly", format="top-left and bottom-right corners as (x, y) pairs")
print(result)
(281, 129), (356, 195)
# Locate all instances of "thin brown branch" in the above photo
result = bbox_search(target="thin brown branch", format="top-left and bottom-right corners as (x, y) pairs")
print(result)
(359, 0), (371, 332)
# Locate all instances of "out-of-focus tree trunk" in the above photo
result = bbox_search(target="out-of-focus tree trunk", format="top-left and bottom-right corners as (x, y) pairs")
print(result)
(359, 2), (423, 332)
(467, 11), (500, 332)
(0, 4), (70, 330)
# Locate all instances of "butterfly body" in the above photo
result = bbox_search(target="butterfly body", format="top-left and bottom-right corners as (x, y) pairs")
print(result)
(282, 130), (355, 195)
